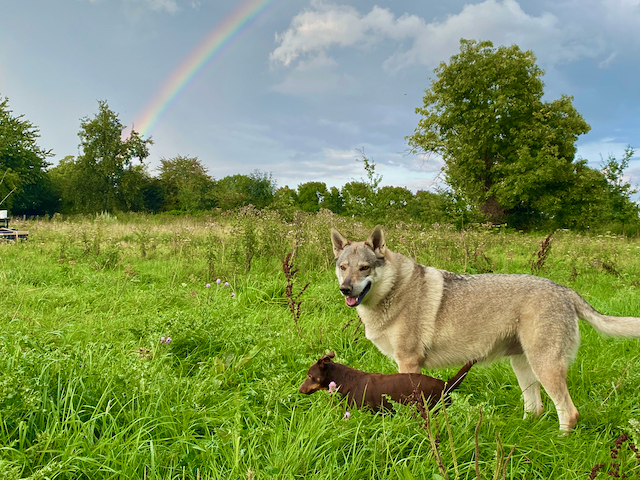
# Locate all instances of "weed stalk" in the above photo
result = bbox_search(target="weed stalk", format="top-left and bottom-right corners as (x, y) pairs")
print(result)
(531, 230), (555, 275)
(283, 250), (310, 339)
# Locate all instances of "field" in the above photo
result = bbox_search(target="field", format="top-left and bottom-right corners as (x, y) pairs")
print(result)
(2, 210), (640, 479)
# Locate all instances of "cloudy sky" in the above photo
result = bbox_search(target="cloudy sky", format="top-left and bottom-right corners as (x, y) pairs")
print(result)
(1, 0), (639, 193)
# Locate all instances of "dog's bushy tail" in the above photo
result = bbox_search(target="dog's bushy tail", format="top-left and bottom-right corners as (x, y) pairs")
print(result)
(572, 290), (640, 337)
(443, 359), (476, 396)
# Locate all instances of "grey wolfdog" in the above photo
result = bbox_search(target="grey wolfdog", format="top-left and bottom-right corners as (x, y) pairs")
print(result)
(331, 225), (640, 431)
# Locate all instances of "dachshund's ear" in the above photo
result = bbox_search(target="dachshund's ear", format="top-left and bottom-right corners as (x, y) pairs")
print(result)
(318, 351), (335, 367)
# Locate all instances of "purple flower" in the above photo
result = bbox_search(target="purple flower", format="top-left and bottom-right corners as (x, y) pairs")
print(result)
(343, 411), (350, 420)
(224, 282), (229, 287)
(206, 283), (211, 288)
(231, 292), (236, 298)
(216, 279), (221, 284)
(160, 336), (166, 343)
(328, 381), (338, 393)
(166, 337), (171, 343)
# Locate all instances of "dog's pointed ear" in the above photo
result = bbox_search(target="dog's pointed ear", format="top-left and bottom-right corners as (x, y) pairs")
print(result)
(318, 351), (335, 367)
(331, 229), (350, 259)
(365, 225), (386, 258)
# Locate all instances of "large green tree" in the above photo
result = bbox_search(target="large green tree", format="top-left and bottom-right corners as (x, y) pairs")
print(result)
(212, 171), (275, 210)
(406, 40), (590, 226)
(341, 181), (374, 217)
(48, 155), (77, 214)
(0, 96), (56, 214)
(375, 186), (414, 222)
(296, 181), (329, 212)
(158, 156), (215, 212)
(70, 100), (152, 213)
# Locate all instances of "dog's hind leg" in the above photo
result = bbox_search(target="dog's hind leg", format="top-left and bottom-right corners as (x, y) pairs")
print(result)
(510, 354), (543, 419)
(529, 360), (579, 432)
(517, 307), (580, 432)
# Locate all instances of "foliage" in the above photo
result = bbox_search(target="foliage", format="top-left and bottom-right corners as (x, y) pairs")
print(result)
(0, 96), (55, 214)
(406, 39), (591, 226)
(158, 155), (215, 212)
(296, 181), (329, 213)
(322, 186), (344, 214)
(270, 185), (298, 222)
(601, 146), (639, 235)
(295, 182), (343, 214)
(341, 180), (375, 217)
(48, 155), (77, 214)
(212, 170), (275, 210)
(140, 176), (166, 214)
(2, 86), (637, 235)
(62, 100), (153, 213)
(356, 146), (382, 192)
(375, 186), (414, 222)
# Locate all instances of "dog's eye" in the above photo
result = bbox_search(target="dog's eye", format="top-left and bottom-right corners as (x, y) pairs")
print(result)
(359, 265), (370, 271)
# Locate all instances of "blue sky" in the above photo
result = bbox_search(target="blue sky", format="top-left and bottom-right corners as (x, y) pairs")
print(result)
(1, 0), (638, 193)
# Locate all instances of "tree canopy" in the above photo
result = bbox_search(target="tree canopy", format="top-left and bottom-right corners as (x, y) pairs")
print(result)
(0, 96), (55, 214)
(406, 39), (591, 226)
(65, 100), (153, 213)
(158, 156), (215, 212)
(0, 74), (636, 234)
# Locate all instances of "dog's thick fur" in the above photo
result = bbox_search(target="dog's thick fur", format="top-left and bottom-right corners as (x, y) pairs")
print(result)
(299, 351), (475, 410)
(331, 225), (640, 431)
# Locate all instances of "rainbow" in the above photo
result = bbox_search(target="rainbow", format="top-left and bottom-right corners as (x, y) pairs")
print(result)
(133, 0), (275, 137)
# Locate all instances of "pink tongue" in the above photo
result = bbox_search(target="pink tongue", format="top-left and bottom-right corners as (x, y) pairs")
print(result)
(345, 296), (359, 307)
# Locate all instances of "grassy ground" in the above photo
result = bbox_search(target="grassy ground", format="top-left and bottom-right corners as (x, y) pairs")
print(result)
(1, 210), (640, 479)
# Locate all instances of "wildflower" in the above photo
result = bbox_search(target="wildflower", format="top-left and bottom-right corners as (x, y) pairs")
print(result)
(206, 283), (211, 288)
(328, 381), (338, 393)
(231, 292), (236, 298)
(216, 279), (221, 284)
(161, 336), (166, 343)
(224, 282), (229, 287)
(166, 337), (171, 343)
(343, 411), (350, 420)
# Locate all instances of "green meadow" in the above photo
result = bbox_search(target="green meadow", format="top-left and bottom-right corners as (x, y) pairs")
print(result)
(2, 210), (640, 479)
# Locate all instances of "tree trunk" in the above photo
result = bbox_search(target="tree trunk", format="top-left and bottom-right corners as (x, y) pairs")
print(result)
(479, 196), (505, 224)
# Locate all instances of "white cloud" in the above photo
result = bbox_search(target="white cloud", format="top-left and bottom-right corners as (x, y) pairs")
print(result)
(383, 0), (598, 71)
(270, 1), (375, 67)
(271, 52), (356, 95)
(271, 0), (603, 74)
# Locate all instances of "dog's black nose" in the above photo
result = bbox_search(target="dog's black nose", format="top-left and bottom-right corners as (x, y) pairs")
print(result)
(340, 286), (352, 295)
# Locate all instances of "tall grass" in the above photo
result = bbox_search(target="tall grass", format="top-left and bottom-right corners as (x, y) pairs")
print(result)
(1, 212), (640, 478)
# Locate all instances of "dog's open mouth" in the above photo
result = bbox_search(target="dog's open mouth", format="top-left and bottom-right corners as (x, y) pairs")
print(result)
(345, 282), (371, 307)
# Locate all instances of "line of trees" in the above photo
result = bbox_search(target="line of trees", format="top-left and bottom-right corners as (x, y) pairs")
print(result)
(1, 39), (637, 233)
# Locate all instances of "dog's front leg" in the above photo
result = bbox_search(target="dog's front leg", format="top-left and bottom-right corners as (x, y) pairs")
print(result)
(392, 334), (424, 373)
(396, 354), (423, 374)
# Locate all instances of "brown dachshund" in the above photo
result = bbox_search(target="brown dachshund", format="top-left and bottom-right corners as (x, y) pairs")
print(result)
(300, 351), (475, 410)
